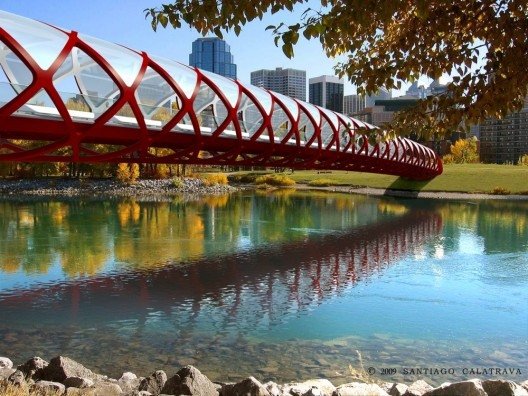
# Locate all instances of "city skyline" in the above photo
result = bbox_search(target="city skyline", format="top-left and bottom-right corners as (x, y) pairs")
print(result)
(0, 1), (437, 96)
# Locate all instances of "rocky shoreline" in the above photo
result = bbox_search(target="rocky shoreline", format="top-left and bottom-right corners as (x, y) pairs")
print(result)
(0, 178), (236, 199)
(0, 356), (526, 396)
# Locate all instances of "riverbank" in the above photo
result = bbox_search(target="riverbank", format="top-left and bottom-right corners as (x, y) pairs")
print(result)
(294, 184), (528, 201)
(0, 356), (526, 396)
(0, 178), (236, 199)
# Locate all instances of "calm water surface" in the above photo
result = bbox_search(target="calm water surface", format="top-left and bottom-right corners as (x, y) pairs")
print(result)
(0, 191), (527, 385)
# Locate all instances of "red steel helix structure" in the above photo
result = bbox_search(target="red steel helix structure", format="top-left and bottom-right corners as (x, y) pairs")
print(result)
(0, 11), (442, 179)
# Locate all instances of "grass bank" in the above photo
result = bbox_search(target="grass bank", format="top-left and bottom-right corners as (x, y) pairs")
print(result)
(229, 164), (528, 194)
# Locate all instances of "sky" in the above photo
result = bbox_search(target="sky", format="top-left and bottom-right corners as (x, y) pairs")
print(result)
(1, 0), (421, 96)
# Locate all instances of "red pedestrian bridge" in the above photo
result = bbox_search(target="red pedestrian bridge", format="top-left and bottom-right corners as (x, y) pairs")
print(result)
(0, 11), (442, 179)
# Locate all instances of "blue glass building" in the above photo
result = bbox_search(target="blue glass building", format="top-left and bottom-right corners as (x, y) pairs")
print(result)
(189, 38), (237, 79)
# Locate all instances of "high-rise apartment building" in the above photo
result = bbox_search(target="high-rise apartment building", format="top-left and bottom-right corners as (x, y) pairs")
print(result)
(479, 98), (528, 164)
(250, 67), (306, 101)
(343, 94), (366, 116)
(189, 38), (237, 79)
(308, 75), (344, 113)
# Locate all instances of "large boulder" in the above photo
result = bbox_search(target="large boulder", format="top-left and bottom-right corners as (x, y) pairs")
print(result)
(389, 383), (409, 396)
(282, 379), (336, 396)
(65, 382), (123, 395)
(263, 381), (282, 396)
(41, 356), (99, 382)
(422, 379), (486, 396)
(8, 369), (27, 388)
(139, 370), (167, 395)
(31, 380), (66, 394)
(162, 366), (217, 396)
(0, 368), (15, 381)
(221, 376), (270, 396)
(482, 379), (528, 396)
(17, 356), (49, 381)
(333, 382), (389, 396)
(64, 376), (95, 388)
(118, 372), (142, 393)
(0, 357), (13, 369)
(404, 380), (433, 396)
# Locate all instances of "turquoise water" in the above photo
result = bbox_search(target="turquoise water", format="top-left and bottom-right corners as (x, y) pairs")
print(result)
(0, 192), (526, 385)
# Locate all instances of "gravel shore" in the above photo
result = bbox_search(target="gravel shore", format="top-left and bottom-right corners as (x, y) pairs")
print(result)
(0, 178), (236, 199)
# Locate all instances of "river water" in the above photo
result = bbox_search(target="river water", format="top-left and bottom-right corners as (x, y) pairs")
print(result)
(0, 190), (526, 385)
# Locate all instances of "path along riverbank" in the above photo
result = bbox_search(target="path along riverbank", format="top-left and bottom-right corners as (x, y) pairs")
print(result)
(0, 356), (527, 396)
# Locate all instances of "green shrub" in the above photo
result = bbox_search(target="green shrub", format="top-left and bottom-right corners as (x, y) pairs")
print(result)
(172, 177), (183, 188)
(197, 173), (228, 186)
(228, 173), (268, 183)
(490, 186), (511, 195)
(254, 174), (296, 186)
(308, 178), (336, 187)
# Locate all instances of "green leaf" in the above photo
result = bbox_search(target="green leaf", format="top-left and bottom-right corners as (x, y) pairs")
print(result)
(158, 14), (168, 28)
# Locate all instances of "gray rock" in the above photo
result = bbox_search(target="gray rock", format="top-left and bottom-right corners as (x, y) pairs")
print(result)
(8, 369), (27, 387)
(41, 356), (99, 382)
(380, 383), (394, 394)
(162, 366), (217, 396)
(17, 356), (49, 381)
(64, 376), (95, 388)
(0, 367), (16, 380)
(422, 379), (486, 396)
(31, 380), (66, 394)
(521, 381), (528, 392)
(390, 383), (409, 396)
(92, 382), (123, 395)
(222, 376), (270, 396)
(304, 387), (323, 396)
(139, 370), (167, 395)
(0, 357), (13, 369)
(283, 379), (336, 396)
(333, 382), (389, 396)
(404, 380), (433, 396)
(263, 381), (282, 396)
(65, 389), (96, 396)
(482, 379), (528, 396)
(119, 372), (141, 393)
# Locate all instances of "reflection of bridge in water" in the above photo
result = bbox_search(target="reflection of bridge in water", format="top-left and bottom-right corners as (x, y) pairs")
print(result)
(0, 11), (441, 179)
(0, 211), (442, 330)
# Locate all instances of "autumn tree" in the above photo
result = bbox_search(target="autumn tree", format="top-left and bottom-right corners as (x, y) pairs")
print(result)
(448, 137), (479, 163)
(145, 0), (528, 138)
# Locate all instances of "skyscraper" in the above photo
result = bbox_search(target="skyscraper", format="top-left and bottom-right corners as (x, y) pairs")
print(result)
(189, 38), (237, 79)
(250, 67), (306, 101)
(343, 94), (366, 116)
(308, 75), (344, 113)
